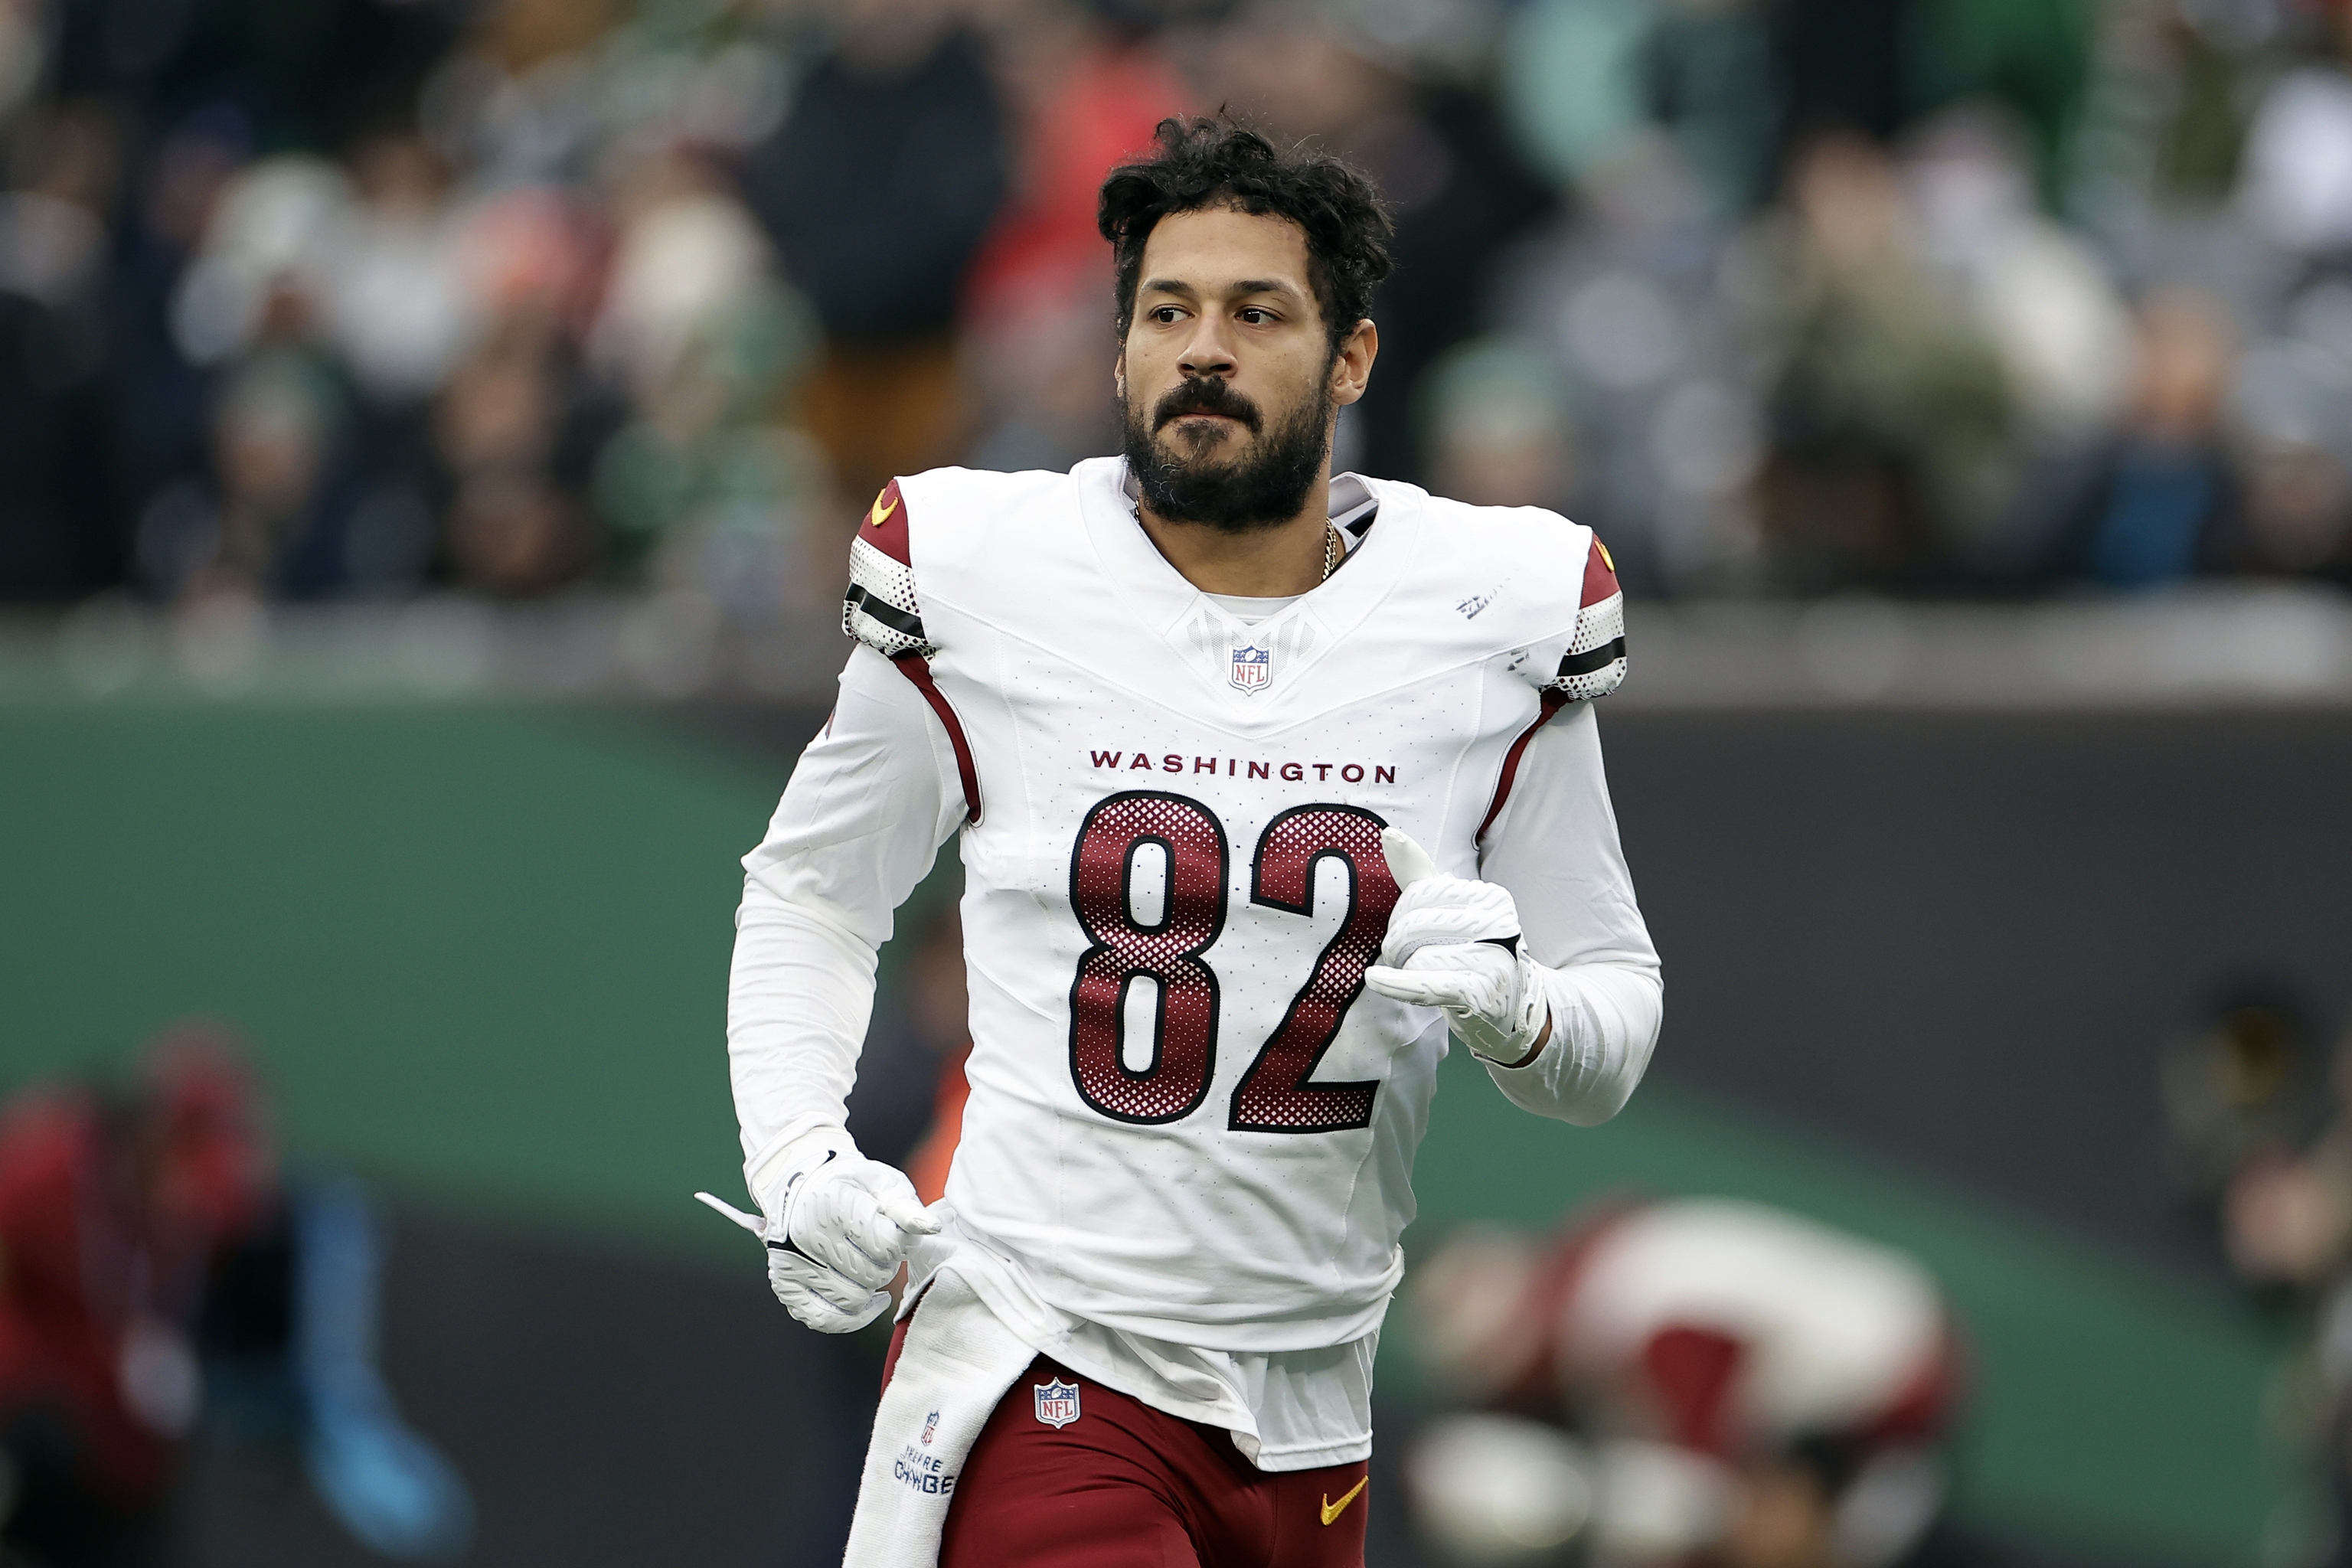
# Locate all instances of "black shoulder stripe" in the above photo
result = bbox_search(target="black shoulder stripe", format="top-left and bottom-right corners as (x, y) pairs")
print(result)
(845, 583), (926, 638)
(1557, 637), (1627, 679)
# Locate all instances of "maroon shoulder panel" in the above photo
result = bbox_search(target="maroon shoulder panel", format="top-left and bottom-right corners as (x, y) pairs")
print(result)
(862, 479), (913, 567)
(1579, 534), (1620, 609)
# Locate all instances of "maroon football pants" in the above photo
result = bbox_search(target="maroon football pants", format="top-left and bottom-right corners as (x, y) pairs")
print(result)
(916, 1350), (1370, 1568)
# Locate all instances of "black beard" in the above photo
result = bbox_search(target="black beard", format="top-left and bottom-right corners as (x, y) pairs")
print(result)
(1121, 371), (1332, 533)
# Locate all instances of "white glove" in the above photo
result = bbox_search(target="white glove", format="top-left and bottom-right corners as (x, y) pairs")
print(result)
(1363, 828), (1550, 1067)
(762, 1146), (942, 1333)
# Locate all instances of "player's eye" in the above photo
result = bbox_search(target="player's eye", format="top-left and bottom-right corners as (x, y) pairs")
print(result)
(1149, 306), (1184, 324)
(1239, 308), (1276, 325)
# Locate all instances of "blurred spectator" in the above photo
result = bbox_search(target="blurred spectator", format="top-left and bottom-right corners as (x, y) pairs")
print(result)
(1421, 336), (1581, 511)
(2238, 4), (2352, 259)
(2161, 978), (2335, 1222)
(136, 344), (358, 602)
(1490, 121), (1749, 593)
(433, 184), (612, 596)
(415, 0), (619, 188)
(1739, 132), (2014, 591)
(844, 902), (971, 1186)
(742, 0), (1008, 516)
(1904, 0), (2094, 203)
(439, 306), (596, 594)
(1199, 8), (1553, 482)
(592, 145), (820, 603)
(0, 101), (122, 599)
(2034, 286), (2238, 587)
(113, 105), (251, 564)
(2160, 981), (2352, 1568)
(1498, 0), (1668, 198)
(312, 132), (470, 413)
(0, 1027), (470, 1564)
(1646, 0), (1782, 215)
(961, 0), (1188, 474)
(2069, 0), (2264, 283)
(904, 906), (978, 1206)
(306, 127), (472, 596)
(1906, 106), (2133, 451)
(167, 155), (349, 374)
(1499, 0), (1778, 220)
(1406, 1199), (1960, 1568)
(2210, 285), (2352, 580)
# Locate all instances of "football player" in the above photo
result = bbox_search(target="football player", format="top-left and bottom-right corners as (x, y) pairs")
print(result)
(724, 116), (1663, 1568)
(1406, 1202), (1960, 1568)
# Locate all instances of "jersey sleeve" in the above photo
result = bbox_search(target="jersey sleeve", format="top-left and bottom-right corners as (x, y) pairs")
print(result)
(844, 479), (933, 657)
(729, 642), (968, 1210)
(1534, 531), (1628, 703)
(1474, 701), (1661, 1125)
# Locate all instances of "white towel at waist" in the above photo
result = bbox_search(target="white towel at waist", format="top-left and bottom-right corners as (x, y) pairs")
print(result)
(842, 1268), (1036, 1568)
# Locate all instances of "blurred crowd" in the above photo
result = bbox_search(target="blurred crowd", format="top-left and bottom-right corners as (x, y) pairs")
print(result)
(13, 0), (2352, 617)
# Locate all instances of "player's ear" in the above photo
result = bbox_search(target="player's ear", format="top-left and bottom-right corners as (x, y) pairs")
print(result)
(1114, 346), (1128, 402)
(1331, 319), (1377, 407)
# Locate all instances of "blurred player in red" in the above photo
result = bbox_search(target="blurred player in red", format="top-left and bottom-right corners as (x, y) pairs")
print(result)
(0, 1031), (271, 1562)
(1407, 1200), (1962, 1568)
(721, 115), (1664, 1568)
(0, 1030), (469, 1564)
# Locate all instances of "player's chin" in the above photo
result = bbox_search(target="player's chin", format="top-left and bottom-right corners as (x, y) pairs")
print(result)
(1157, 425), (1253, 468)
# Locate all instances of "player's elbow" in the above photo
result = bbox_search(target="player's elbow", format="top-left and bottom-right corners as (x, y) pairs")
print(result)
(1554, 1071), (1642, 1127)
(1559, 969), (1661, 1125)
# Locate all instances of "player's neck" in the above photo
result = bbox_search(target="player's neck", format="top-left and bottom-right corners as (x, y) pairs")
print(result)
(1134, 462), (1334, 598)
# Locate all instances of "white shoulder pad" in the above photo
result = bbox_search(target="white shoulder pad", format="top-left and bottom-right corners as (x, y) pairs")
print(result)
(842, 479), (932, 658)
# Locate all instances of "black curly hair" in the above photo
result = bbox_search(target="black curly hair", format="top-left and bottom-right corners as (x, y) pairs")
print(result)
(1098, 116), (1395, 358)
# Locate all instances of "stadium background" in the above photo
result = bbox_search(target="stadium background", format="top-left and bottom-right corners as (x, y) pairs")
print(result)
(3, 0), (2350, 1562)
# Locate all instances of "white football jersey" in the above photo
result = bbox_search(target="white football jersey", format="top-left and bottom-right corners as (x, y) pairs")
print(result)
(816, 456), (1638, 1352)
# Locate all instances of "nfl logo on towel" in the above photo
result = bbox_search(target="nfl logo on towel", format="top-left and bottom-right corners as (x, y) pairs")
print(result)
(1033, 1378), (1082, 1429)
(1230, 644), (1271, 691)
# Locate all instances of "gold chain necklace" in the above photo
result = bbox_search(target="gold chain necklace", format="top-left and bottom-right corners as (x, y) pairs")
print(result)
(1322, 522), (1341, 582)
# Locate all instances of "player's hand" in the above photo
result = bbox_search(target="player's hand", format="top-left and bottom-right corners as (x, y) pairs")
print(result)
(1363, 828), (1550, 1067)
(768, 1148), (943, 1333)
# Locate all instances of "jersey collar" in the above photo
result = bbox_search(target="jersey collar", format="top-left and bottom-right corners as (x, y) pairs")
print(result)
(1074, 456), (1421, 711)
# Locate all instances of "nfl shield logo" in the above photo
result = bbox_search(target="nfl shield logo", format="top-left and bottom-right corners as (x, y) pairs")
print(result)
(1033, 1378), (1082, 1429)
(1230, 644), (1271, 691)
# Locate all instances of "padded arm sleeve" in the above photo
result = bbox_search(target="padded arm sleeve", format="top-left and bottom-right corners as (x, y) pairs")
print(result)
(1527, 531), (1628, 704)
(730, 642), (967, 1211)
(1474, 701), (1662, 1125)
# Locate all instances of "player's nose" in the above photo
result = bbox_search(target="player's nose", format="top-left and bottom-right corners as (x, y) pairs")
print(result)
(1178, 322), (1237, 379)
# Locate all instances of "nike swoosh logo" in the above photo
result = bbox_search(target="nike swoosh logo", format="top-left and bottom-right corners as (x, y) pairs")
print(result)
(868, 495), (899, 528)
(1320, 1477), (1368, 1527)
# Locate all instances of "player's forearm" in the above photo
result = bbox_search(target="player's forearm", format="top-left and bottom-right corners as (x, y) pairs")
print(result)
(728, 645), (965, 1210)
(1474, 703), (1662, 1125)
(729, 887), (883, 1210)
(1487, 957), (1661, 1125)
